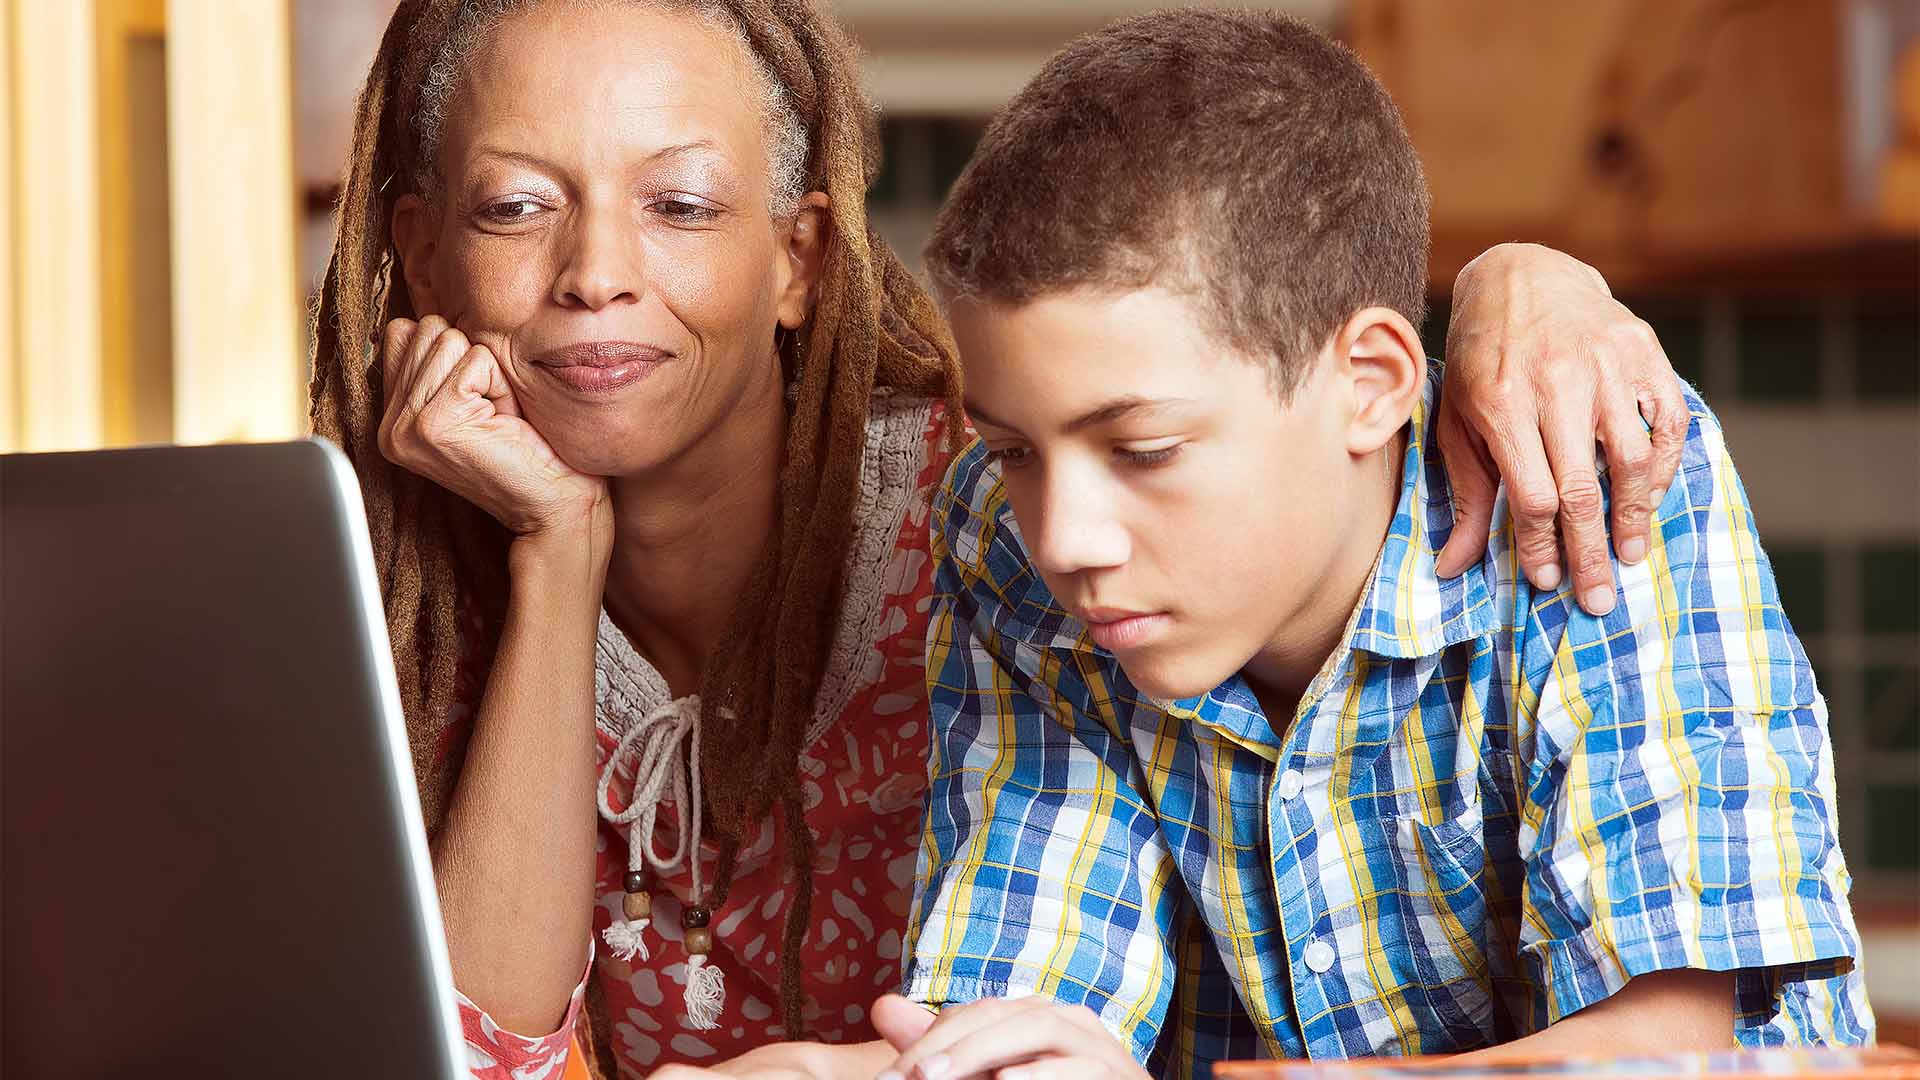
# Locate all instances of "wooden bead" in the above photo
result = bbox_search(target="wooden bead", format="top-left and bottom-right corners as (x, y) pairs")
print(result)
(623, 891), (652, 921)
(684, 927), (713, 955)
(681, 906), (711, 930)
(623, 871), (647, 894)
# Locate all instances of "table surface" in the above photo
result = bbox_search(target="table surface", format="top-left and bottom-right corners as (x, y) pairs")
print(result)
(1213, 1045), (1920, 1078)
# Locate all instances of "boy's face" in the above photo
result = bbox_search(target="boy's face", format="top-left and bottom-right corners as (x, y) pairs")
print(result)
(952, 287), (1374, 702)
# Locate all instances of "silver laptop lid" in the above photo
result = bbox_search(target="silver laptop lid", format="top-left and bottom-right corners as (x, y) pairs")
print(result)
(2, 439), (466, 1078)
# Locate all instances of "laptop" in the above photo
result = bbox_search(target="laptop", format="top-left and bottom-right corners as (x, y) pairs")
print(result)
(1, 439), (466, 1077)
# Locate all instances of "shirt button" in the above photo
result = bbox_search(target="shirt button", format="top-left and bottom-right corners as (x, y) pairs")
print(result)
(1277, 769), (1305, 801)
(1303, 939), (1336, 974)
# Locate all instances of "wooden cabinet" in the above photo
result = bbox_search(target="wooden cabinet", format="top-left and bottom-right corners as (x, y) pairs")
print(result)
(1347, 0), (1917, 290)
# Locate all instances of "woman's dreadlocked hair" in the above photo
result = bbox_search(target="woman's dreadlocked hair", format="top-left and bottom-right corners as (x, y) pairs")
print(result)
(308, 0), (960, 1065)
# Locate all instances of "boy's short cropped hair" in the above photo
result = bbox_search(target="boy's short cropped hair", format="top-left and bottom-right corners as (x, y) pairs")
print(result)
(925, 8), (1431, 394)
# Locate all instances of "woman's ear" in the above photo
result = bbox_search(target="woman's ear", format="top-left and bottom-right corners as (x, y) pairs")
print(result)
(390, 193), (443, 315)
(1334, 305), (1426, 457)
(775, 192), (832, 330)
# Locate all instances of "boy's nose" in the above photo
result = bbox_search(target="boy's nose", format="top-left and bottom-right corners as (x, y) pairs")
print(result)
(1024, 479), (1130, 577)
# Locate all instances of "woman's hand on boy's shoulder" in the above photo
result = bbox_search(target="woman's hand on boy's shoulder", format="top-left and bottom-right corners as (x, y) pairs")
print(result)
(870, 992), (1148, 1080)
(1436, 242), (1689, 618)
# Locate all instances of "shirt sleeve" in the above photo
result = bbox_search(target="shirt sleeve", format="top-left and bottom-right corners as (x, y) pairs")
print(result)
(1514, 387), (1870, 1045)
(456, 949), (591, 1080)
(903, 443), (1182, 1066)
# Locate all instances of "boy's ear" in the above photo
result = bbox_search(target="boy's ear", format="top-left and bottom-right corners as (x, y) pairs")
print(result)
(390, 194), (443, 315)
(775, 192), (833, 331)
(1334, 306), (1426, 456)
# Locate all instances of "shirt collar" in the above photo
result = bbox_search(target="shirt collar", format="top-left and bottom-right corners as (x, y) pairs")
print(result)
(1343, 367), (1497, 661)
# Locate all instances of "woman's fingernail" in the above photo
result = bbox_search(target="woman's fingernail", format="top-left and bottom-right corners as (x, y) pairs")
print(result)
(1619, 536), (1647, 564)
(1533, 563), (1562, 591)
(1650, 485), (1668, 510)
(877, 1073), (902, 1080)
(918, 1056), (951, 1080)
(1585, 587), (1616, 615)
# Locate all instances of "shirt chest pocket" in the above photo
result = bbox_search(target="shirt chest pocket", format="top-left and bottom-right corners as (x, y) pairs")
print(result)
(1382, 793), (1503, 1053)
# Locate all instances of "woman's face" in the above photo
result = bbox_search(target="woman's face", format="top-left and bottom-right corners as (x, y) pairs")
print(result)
(393, 2), (824, 477)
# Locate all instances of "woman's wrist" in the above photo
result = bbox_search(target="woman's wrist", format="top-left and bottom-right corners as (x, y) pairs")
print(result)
(508, 518), (612, 606)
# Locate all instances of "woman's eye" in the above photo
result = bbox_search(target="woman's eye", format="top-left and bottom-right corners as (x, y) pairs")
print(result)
(477, 197), (545, 224)
(1116, 444), (1182, 467)
(983, 446), (1035, 470)
(652, 196), (719, 223)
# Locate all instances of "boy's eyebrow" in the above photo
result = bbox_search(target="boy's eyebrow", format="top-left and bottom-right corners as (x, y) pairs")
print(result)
(965, 396), (1199, 436)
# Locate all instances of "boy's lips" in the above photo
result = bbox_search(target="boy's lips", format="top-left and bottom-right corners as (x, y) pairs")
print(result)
(1075, 606), (1172, 652)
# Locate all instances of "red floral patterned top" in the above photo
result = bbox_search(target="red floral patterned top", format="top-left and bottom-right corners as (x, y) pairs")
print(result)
(447, 397), (951, 1079)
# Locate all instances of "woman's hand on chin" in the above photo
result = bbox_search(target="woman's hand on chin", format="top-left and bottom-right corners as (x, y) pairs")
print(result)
(377, 316), (610, 543)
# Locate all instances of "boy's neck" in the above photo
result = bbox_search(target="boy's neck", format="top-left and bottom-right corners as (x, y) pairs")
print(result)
(1242, 430), (1407, 728)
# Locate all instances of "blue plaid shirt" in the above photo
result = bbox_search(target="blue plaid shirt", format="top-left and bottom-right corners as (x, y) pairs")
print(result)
(905, 374), (1872, 1077)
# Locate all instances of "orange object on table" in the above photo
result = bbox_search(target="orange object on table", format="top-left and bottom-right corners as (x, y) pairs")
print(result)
(563, 1037), (593, 1080)
(1214, 1045), (1920, 1079)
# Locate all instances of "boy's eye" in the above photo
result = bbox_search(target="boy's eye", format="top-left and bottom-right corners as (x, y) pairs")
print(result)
(983, 446), (1035, 470)
(1115, 442), (1183, 467)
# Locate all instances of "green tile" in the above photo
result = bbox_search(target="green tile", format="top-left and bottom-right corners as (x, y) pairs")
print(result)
(1420, 296), (1451, 362)
(1855, 307), (1919, 402)
(1862, 543), (1920, 633)
(928, 118), (985, 202)
(1640, 305), (1706, 391)
(868, 118), (907, 205)
(1767, 545), (1826, 635)
(1865, 784), (1920, 870)
(1865, 665), (1920, 752)
(1838, 780), (1870, 857)
(1736, 307), (1822, 403)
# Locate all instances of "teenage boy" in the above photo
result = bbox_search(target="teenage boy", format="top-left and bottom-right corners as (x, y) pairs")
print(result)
(875, 10), (1869, 1079)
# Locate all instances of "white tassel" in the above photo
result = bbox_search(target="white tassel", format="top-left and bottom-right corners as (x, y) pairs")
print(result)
(601, 918), (650, 963)
(684, 954), (726, 1030)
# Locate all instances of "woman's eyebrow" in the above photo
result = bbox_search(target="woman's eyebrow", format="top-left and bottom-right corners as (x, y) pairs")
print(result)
(467, 139), (730, 172)
(467, 147), (562, 172)
(643, 139), (728, 167)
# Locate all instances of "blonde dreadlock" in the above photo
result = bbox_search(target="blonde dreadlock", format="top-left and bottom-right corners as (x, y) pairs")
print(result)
(307, 0), (961, 1063)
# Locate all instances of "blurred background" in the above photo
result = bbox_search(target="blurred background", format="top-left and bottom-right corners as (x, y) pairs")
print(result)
(0, 0), (1914, 1043)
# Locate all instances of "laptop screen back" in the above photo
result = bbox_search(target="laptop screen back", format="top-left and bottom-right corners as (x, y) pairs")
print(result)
(1, 440), (464, 1078)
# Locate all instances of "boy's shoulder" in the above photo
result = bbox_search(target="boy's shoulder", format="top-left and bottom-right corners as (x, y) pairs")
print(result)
(1473, 378), (1821, 716)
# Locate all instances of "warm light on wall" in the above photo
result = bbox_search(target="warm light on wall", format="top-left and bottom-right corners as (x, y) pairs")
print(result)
(0, 0), (302, 454)
(6, 1), (105, 453)
(166, 0), (303, 446)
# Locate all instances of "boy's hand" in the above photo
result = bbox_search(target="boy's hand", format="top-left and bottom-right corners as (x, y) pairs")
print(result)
(645, 1044), (825, 1080)
(648, 1065), (812, 1080)
(1435, 242), (1688, 617)
(872, 993), (1148, 1080)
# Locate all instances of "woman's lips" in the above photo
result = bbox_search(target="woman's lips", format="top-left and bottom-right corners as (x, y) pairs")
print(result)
(531, 341), (669, 395)
(1078, 608), (1172, 652)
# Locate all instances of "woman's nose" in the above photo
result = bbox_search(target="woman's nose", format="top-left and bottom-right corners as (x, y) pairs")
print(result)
(553, 210), (641, 311)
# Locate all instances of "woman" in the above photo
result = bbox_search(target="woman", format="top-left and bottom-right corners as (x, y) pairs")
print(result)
(307, 2), (1687, 1077)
